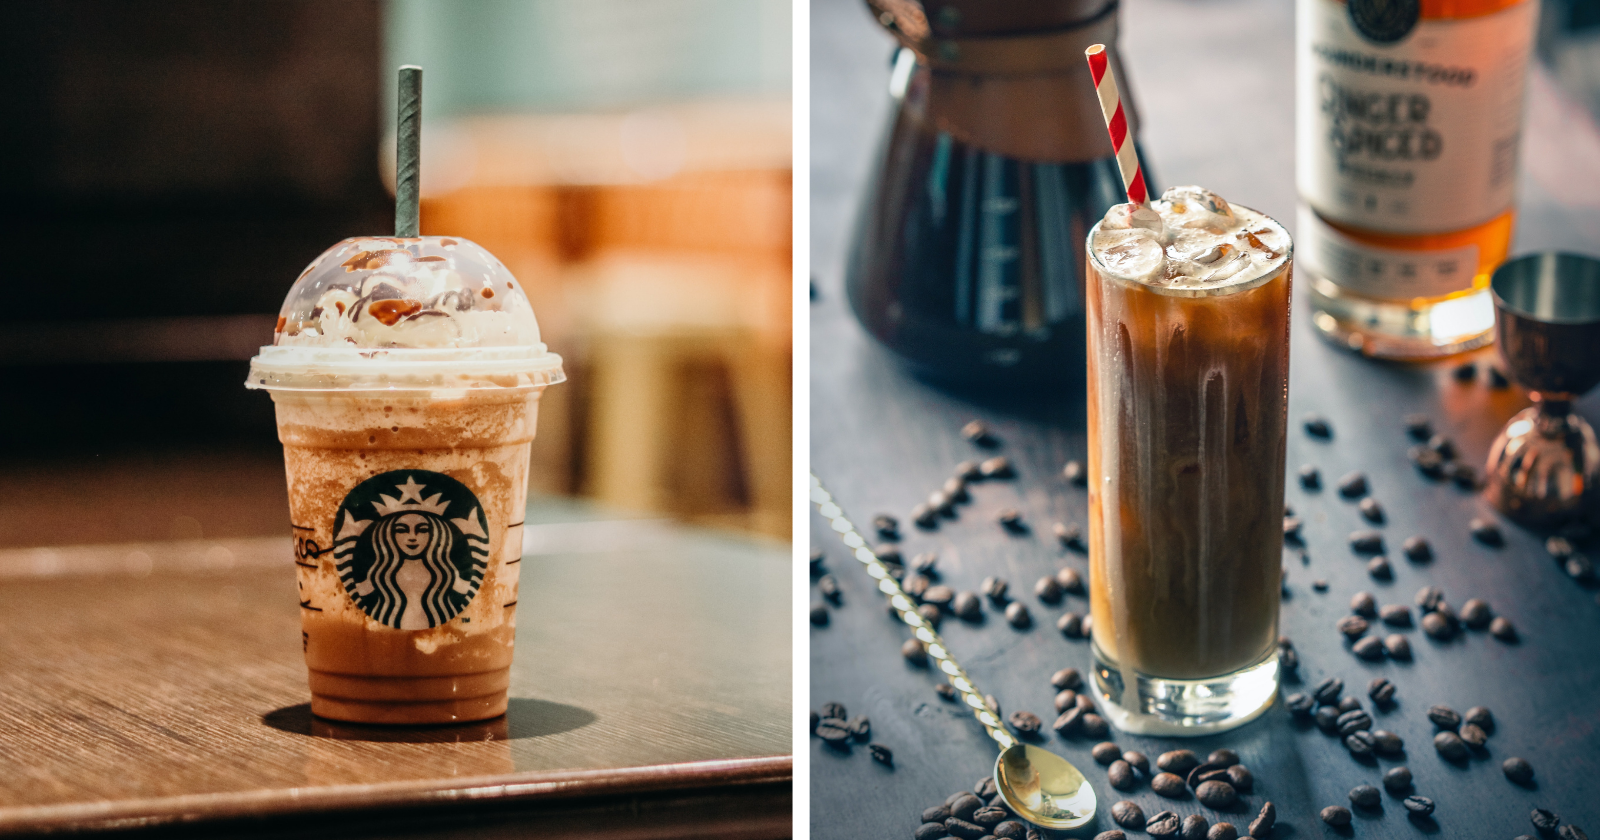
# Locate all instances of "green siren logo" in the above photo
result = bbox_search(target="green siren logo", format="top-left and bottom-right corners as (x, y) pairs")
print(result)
(332, 470), (490, 630)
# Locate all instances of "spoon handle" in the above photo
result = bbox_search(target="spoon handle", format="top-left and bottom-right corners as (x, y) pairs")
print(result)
(810, 473), (1017, 751)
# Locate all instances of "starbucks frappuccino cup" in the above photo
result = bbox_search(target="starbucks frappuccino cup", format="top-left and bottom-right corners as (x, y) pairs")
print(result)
(247, 236), (563, 724)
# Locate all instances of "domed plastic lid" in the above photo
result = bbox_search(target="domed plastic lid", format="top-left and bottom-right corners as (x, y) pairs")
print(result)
(247, 236), (564, 391)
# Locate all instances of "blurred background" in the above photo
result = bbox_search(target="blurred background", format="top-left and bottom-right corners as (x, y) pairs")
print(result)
(0, 0), (792, 548)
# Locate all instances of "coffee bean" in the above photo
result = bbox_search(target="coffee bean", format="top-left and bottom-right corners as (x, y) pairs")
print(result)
(1287, 692), (1314, 717)
(1350, 529), (1384, 553)
(1004, 602), (1031, 628)
(1057, 612), (1086, 639)
(868, 742), (893, 765)
(1367, 677), (1396, 705)
(1208, 822), (1238, 840)
(1282, 516), (1303, 542)
(903, 638), (928, 665)
(1107, 759), (1136, 790)
(1187, 762), (1229, 789)
(1054, 689), (1079, 713)
(941, 479), (970, 505)
(1089, 741), (1121, 765)
(1053, 707), (1082, 735)
(1313, 676), (1344, 706)
(1380, 766), (1413, 795)
(1063, 460), (1087, 486)
(929, 490), (957, 516)
(818, 575), (841, 604)
(1347, 783), (1381, 809)
(1080, 713), (1109, 738)
(816, 720), (851, 745)
(997, 510), (1025, 532)
(1369, 729), (1403, 757)
(904, 574), (932, 601)
(1411, 445), (1447, 477)
(1378, 634), (1409, 660)
(1533, 809), (1563, 832)
(953, 592), (982, 620)
(820, 702), (846, 720)
(1403, 413), (1433, 439)
(1227, 764), (1253, 791)
(1093, 832), (1126, 840)
(1565, 553), (1597, 581)
(950, 794), (983, 821)
(972, 805), (1008, 827)
(1299, 464), (1322, 489)
(1053, 523), (1086, 553)
(922, 586), (954, 607)
(1147, 810), (1181, 837)
(923, 805), (953, 824)
(919, 604), (943, 628)
(1111, 800), (1146, 830)
(1008, 711), (1042, 736)
(1548, 535), (1575, 559)
(1123, 751), (1150, 774)
(1033, 575), (1063, 603)
(1048, 668), (1083, 693)
(1495, 756), (1534, 786)
(1415, 585), (1444, 612)
(1249, 802), (1276, 838)
(1427, 704), (1461, 729)
(1338, 471), (1369, 498)
(1334, 697), (1360, 715)
(1304, 414), (1333, 438)
(1181, 814), (1210, 840)
(1315, 705), (1341, 734)
(1337, 709), (1373, 736)
(1559, 826), (1589, 840)
(1049, 570), (1083, 599)
(1152, 772), (1188, 798)
(1197, 780), (1237, 808)
(1367, 556), (1394, 580)
(979, 456), (1013, 479)
(993, 821), (1026, 840)
(984, 695), (1002, 716)
(1434, 730), (1469, 761)
(1338, 615), (1370, 638)
(936, 683), (958, 701)
(1470, 517), (1504, 546)
(945, 817), (986, 839)
(810, 604), (830, 625)
(945, 790), (973, 806)
(873, 514), (900, 539)
(1460, 722), (1488, 748)
(1345, 730), (1376, 757)
(915, 822), (947, 840)
(1485, 365), (1510, 387)
(1156, 749), (1199, 775)
(1421, 611), (1454, 640)
(1377, 604), (1411, 627)
(1353, 635), (1386, 663)
(1400, 794), (1435, 817)
(1460, 705), (1493, 733)
(1279, 643), (1300, 671)
(842, 716), (870, 742)
(1320, 805), (1352, 826)
(1205, 748), (1238, 767)
(1360, 497), (1385, 523)
(1491, 616), (1519, 641)
(1312, 579), (1329, 591)
(974, 776), (997, 798)
(962, 420), (994, 445)
(912, 504), (939, 529)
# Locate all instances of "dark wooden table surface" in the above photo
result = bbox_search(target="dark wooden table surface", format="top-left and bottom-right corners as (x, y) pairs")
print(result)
(809, 0), (1600, 837)
(0, 497), (790, 838)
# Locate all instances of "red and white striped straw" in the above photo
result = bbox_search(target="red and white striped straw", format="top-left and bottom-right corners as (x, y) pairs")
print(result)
(1085, 44), (1149, 207)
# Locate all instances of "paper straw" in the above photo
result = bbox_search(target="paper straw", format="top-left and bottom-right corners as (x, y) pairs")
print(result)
(395, 65), (422, 238)
(1084, 44), (1148, 207)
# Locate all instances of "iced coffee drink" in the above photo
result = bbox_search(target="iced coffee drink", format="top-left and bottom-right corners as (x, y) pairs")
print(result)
(1085, 186), (1291, 734)
(248, 237), (563, 724)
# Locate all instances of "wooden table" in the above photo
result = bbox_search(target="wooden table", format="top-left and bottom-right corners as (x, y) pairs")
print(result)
(0, 498), (791, 838)
(809, 0), (1600, 837)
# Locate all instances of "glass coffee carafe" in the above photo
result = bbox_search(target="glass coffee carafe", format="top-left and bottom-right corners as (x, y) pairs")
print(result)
(847, 0), (1152, 385)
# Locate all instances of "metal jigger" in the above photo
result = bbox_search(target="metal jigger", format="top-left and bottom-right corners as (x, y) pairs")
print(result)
(1484, 253), (1600, 526)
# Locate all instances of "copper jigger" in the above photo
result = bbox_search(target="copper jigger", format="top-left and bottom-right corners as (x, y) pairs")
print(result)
(1484, 253), (1600, 526)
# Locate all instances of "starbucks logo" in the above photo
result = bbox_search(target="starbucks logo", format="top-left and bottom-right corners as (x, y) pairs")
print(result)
(1348, 0), (1419, 45)
(331, 470), (490, 630)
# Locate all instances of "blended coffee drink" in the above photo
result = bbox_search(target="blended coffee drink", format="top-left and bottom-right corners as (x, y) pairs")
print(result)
(248, 236), (563, 724)
(1085, 186), (1291, 734)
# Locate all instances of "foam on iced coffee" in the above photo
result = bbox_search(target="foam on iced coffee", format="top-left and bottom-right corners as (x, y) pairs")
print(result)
(1091, 186), (1290, 292)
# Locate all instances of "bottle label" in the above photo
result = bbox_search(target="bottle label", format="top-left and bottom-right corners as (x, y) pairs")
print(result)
(1296, 0), (1535, 234)
(1299, 205), (1478, 300)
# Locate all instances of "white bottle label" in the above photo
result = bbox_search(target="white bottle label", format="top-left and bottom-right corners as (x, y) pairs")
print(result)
(1299, 205), (1478, 300)
(1296, 0), (1535, 234)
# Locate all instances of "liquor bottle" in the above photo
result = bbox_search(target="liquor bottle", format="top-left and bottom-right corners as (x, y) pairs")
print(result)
(1297, 0), (1537, 359)
(847, 0), (1151, 385)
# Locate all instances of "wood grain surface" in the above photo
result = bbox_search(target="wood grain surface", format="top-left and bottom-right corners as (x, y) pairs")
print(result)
(0, 505), (791, 836)
(809, 0), (1600, 837)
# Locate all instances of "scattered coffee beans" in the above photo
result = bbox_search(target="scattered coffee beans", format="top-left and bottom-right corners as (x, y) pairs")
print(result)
(810, 604), (829, 625)
(1053, 707), (1083, 736)
(868, 743), (893, 765)
(1152, 772), (1187, 798)
(1501, 756), (1534, 785)
(1157, 749), (1200, 775)
(1313, 677), (1344, 706)
(1180, 814), (1209, 840)
(845, 716), (871, 741)
(1427, 705), (1461, 729)
(1367, 556), (1394, 580)
(1057, 612), (1087, 639)
(1422, 611), (1454, 640)
(1416, 585), (1445, 611)
(1187, 762), (1229, 789)
(1464, 705), (1494, 732)
(1353, 636), (1385, 660)
(1107, 759), (1136, 790)
(1005, 602), (1031, 628)
(979, 456), (1013, 479)
(997, 510), (1025, 532)
(994, 821), (1026, 839)
(1384, 633), (1412, 659)
(945, 817), (985, 838)
(1034, 575), (1062, 603)
(1315, 706), (1340, 734)
(1380, 604), (1412, 626)
(1094, 832), (1126, 840)
(902, 638), (927, 665)
(1299, 464), (1321, 489)
(1196, 780), (1237, 808)
(1460, 722), (1488, 749)
(1402, 535), (1433, 562)
(1369, 677), (1397, 705)
(1111, 800), (1146, 830)
(1547, 536), (1575, 559)
(1320, 805), (1352, 826)
(922, 805), (951, 824)
(1411, 445), (1446, 477)
(1338, 615), (1369, 638)
(1383, 766), (1413, 794)
(1349, 783), (1380, 808)
(1490, 616), (1518, 641)
(1350, 530), (1384, 553)
(818, 575), (841, 603)
(1559, 826), (1589, 840)
(1008, 711), (1042, 736)
(1345, 730), (1377, 758)
(1338, 471), (1369, 497)
(914, 822), (944, 840)
(1054, 523), (1087, 552)
(1092, 741), (1121, 764)
(1304, 414), (1332, 437)
(943, 478), (970, 503)
(1081, 713), (1109, 738)
(1282, 516), (1303, 541)
(1434, 730), (1469, 761)
(1429, 433), (1458, 458)
(962, 420), (993, 445)
(1147, 810), (1181, 837)
(912, 504), (938, 528)
(1054, 690), (1079, 712)
(1403, 795), (1436, 816)
(953, 592), (982, 620)
(918, 604), (942, 627)
(1051, 667), (1083, 690)
(1350, 591), (1377, 616)
(923, 585), (955, 607)
(1063, 460), (1087, 486)
(1404, 413), (1432, 439)
(816, 719), (850, 745)
(1206, 748), (1238, 767)
(1207, 822), (1238, 840)
(1359, 497), (1385, 523)
(936, 684), (958, 702)
(1338, 696), (1363, 714)
(1533, 809), (1563, 833)
(1227, 764), (1253, 791)
(1470, 517), (1504, 546)
(1055, 566), (1085, 593)
(1124, 751), (1150, 774)
(972, 805), (1008, 827)
(1312, 579), (1329, 591)
(1249, 802), (1276, 838)
(975, 777), (997, 797)
(1371, 729), (1404, 756)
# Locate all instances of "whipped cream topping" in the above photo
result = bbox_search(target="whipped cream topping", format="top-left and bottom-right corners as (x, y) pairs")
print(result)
(274, 237), (543, 350)
(1091, 186), (1291, 291)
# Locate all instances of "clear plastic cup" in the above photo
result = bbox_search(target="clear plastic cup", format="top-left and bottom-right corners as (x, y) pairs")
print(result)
(248, 236), (563, 724)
